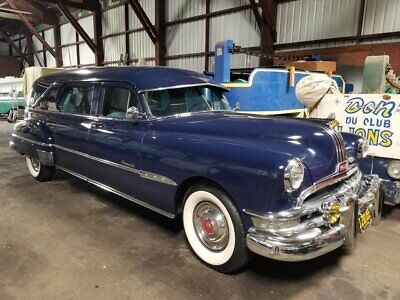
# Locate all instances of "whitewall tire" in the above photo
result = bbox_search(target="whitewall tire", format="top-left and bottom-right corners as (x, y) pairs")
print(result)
(26, 156), (54, 182)
(183, 184), (249, 273)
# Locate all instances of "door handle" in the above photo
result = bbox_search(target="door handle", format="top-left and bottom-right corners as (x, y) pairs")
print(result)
(90, 121), (103, 129)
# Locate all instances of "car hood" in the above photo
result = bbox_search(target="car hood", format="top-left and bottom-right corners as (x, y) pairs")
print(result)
(151, 112), (343, 183)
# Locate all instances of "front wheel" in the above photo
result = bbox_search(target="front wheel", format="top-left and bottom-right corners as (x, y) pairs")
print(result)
(183, 184), (250, 273)
(26, 156), (54, 182)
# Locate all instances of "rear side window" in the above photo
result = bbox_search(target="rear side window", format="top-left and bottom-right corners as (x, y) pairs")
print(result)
(99, 86), (139, 119)
(57, 85), (95, 115)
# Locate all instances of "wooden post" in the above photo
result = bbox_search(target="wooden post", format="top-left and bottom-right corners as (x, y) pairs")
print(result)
(53, 23), (63, 67)
(155, 0), (165, 65)
(93, 10), (104, 66)
(259, 0), (277, 66)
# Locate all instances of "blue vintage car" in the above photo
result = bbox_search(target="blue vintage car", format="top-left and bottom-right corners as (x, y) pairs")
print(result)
(10, 67), (381, 273)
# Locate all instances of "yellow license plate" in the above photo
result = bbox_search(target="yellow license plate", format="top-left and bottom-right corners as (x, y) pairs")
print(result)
(358, 208), (372, 232)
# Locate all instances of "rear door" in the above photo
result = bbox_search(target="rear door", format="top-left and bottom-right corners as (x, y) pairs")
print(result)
(47, 82), (98, 176)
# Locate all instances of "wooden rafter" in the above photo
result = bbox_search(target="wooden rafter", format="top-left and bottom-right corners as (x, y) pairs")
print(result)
(5, 0), (57, 58)
(248, 0), (262, 30)
(127, 0), (158, 44)
(7, 0), (58, 25)
(39, 0), (101, 11)
(0, 29), (27, 63)
(57, 3), (98, 54)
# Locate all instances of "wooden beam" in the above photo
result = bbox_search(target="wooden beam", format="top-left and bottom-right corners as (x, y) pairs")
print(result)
(154, 0), (165, 65)
(10, 0), (58, 25)
(6, 0), (57, 57)
(0, 29), (27, 62)
(53, 22), (62, 67)
(248, 0), (262, 30)
(40, 0), (101, 11)
(57, 3), (98, 55)
(259, 0), (277, 66)
(204, 0), (210, 71)
(26, 35), (34, 66)
(41, 30), (47, 67)
(127, 0), (158, 44)
(124, 2), (130, 65)
(93, 9), (104, 66)
(357, 0), (366, 37)
(0, 11), (35, 22)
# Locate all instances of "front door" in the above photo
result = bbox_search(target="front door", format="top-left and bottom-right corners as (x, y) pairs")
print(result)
(84, 83), (149, 202)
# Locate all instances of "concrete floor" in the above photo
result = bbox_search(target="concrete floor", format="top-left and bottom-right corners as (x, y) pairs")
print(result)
(0, 121), (400, 300)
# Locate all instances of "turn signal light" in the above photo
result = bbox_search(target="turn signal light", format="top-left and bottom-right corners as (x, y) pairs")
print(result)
(321, 200), (341, 225)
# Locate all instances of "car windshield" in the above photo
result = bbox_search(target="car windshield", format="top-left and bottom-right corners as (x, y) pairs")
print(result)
(142, 85), (230, 118)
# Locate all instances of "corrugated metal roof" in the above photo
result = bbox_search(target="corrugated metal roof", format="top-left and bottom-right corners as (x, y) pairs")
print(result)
(0, 42), (8, 56)
(166, 0), (206, 22)
(103, 35), (126, 62)
(209, 9), (259, 51)
(363, 0), (400, 34)
(166, 20), (205, 55)
(103, 5), (124, 35)
(277, 0), (361, 44)
(210, 0), (249, 12)
(166, 56), (205, 72)
(60, 23), (76, 44)
(129, 30), (155, 60)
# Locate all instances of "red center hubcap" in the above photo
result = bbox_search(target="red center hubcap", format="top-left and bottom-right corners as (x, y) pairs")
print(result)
(202, 219), (214, 234)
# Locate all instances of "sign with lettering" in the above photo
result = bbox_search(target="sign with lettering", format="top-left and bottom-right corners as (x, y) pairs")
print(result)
(311, 94), (400, 159)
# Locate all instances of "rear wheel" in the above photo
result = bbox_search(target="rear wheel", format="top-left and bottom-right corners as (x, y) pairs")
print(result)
(183, 184), (250, 273)
(26, 156), (54, 182)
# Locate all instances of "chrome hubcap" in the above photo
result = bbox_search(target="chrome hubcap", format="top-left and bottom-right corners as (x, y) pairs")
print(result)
(30, 157), (40, 172)
(193, 202), (229, 251)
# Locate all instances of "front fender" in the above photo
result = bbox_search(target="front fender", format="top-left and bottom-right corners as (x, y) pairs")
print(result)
(140, 131), (314, 219)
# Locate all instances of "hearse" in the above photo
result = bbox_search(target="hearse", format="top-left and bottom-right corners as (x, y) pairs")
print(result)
(10, 67), (380, 273)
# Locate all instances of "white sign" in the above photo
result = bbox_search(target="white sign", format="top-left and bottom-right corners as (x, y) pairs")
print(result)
(312, 94), (400, 159)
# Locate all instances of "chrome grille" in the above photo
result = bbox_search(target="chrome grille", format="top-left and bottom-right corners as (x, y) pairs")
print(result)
(326, 127), (346, 162)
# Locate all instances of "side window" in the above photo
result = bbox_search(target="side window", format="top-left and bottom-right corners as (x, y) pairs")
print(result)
(57, 85), (94, 115)
(29, 84), (48, 107)
(34, 86), (61, 112)
(99, 86), (139, 119)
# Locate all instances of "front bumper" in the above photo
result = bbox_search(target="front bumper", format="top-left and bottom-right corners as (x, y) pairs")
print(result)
(245, 171), (381, 262)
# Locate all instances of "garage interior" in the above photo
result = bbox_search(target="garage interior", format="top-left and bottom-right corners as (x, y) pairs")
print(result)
(0, 0), (400, 299)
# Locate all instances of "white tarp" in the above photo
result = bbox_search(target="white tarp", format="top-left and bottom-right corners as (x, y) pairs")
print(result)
(311, 94), (400, 159)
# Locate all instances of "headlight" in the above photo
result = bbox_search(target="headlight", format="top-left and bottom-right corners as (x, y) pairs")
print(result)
(357, 139), (369, 159)
(387, 160), (400, 180)
(284, 158), (305, 192)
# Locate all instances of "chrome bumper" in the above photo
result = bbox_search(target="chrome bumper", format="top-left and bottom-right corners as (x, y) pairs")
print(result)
(245, 171), (381, 262)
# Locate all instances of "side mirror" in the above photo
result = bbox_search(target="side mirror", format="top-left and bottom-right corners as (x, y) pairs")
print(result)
(126, 106), (146, 120)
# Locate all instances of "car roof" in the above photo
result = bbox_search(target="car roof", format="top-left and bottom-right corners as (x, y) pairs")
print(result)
(37, 66), (228, 92)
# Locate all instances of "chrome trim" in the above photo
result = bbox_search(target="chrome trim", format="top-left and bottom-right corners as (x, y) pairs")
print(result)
(138, 82), (229, 93)
(29, 109), (149, 122)
(297, 164), (359, 206)
(11, 133), (53, 147)
(56, 165), (175, 219)
(54, 144), (177, 186)
(244, 174), (380, 262)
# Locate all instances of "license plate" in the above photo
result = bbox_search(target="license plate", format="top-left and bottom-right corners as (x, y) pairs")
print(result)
(358, 208), (372, 232)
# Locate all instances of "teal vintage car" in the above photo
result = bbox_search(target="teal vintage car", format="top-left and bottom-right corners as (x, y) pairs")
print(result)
(0, 77), (25, 120)
(0, 91), (25, 115)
